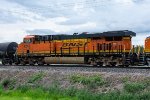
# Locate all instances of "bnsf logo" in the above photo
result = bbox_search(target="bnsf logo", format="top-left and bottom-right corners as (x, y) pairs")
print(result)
(63, 43), (84, 47)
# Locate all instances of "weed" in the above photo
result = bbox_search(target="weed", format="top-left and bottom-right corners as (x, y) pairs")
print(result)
(143, 77), (150, 86)
(64, 87), (77, 97)
(1, 79), (16, 90)
(70, 74), (106, 88)
(121, 76), (130, 83)
(17, 85), (31, 93)
(48, 82), (62, 96)
(138, 92), (150, 100)
(0, 84), (3, 94)
(76, 89), (96, 100)
(28, 72), (45, 83)
(124, 82), (146, 93)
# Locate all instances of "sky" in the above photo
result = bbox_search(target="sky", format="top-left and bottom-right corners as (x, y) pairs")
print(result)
(0, 0), (150, 45)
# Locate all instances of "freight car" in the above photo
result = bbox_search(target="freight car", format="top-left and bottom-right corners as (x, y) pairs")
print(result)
(14, 30), (136, 66)
(0, 42), (18, 65)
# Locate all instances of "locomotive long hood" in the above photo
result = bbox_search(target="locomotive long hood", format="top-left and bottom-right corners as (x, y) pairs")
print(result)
(51, 30), (136, 40)
(99, 30), (136, 37)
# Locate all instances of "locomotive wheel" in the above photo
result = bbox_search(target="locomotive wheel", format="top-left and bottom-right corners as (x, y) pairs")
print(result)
(37, 61), (44, 66)
(15, 60), (20, 65)
(146, 59), (150, 66)
(46, 64), (50, 66)
(20, 61), (26, 66)
(29, 60), (34, 66)
(38, 63), (44, 66)
(93, 64), (98, 67)
(2, 60), (5, 65)
(110, 62), (116, 67)
(15, 63), (19, 65)
(23, 63), (26, 66)
(97, 62), (103, 67)
(9, 61), (12, 65)
(146, 61), (149, 66)
(124, 64), (129, 67)
(19, 58), (26, 66)
(37, 58), (45, 66)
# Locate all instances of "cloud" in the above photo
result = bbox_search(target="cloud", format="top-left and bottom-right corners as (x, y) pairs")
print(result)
(7, 0), (41, 8)
(56, 0), (150, 33)
(0, 0), (43, 24)
(7, 0), (77, 18)
(0, 0), (150, 45)
(26, 29), (57, 35)
(0, 10), (20, 24)
(58, 17), (91, 25)
(132, 33), (149, 45)
(0, 24), (25, 43)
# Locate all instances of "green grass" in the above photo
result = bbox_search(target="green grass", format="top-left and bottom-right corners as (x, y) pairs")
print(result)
(0, 84), (149, 100)
(70, 74), (106, 88)
(0, 75), (149, 100)
(124, 82), (146, 93)
(143, 78), (150, 86)
(121, 76), (130, 83)
(0, 85), (77, 100)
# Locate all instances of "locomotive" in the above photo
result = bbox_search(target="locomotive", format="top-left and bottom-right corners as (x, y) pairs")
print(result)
(0, 30), (149, 67)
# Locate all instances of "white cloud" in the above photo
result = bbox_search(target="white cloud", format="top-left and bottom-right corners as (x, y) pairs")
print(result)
(132, 33), (149, 46)
(0, 0), (149, 45)
(0, 24), (25, 43)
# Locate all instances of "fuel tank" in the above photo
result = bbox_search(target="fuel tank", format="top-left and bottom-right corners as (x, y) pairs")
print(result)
(44, 57), (85, 64)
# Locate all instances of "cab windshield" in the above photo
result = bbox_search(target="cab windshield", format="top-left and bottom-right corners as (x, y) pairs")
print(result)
(24, 38), (32, 43)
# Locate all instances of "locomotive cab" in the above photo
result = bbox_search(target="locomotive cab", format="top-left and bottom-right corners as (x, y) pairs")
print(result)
(23, 35), (34, 44)
(17, 35), (35, 56)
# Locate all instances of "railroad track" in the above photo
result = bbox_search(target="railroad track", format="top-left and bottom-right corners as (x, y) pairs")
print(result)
(0, 65), (149, 74)
(0, 64), (150, 68)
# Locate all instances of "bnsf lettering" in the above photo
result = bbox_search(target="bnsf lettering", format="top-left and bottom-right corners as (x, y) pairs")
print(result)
(63, 43), (84, 47)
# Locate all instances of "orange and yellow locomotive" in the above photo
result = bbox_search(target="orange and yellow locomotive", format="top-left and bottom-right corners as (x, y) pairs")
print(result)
(16, 30), (136, 66)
